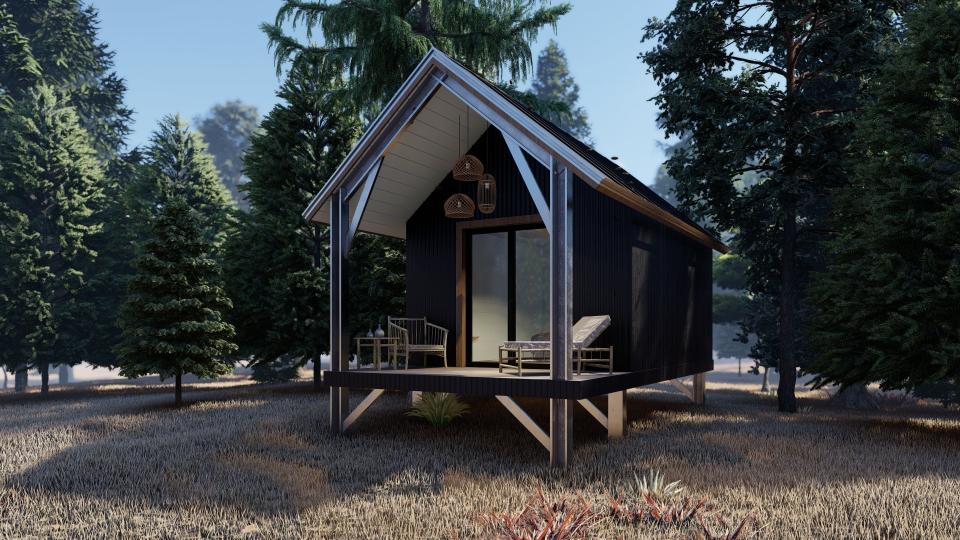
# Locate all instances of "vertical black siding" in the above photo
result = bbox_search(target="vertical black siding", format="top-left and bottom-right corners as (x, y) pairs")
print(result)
(405, 126), (713, 380)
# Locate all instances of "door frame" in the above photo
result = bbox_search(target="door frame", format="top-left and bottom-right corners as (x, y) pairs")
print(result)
(455, 214), (542, 367)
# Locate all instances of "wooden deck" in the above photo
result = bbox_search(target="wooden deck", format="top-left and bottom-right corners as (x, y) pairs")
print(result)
(323, 367), (650, 399)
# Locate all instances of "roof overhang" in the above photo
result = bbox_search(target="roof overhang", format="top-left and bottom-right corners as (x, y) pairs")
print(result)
(302, 48), (728, 253)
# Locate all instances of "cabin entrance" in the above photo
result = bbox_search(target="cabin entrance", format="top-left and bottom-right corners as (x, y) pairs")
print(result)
(466, 227), (549, 364)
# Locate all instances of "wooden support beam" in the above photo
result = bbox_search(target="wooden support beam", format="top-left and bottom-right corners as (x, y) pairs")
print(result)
(608, 391), (625, 438)
(669, 373), (708, 405)
(503, 132), (550, 233)
(669, 379), (695, 402)
(550, 399), (572, 467)
(342, 389), (385, 431)
(578, 391), (626, 439)
(495, 396), (550, 451)
(693, 372), (706, 405)
(345, 157), (383, 253)
(329, 188), (350, 432)
(550, 157), (573, 468)
(577, 398), (607, 429)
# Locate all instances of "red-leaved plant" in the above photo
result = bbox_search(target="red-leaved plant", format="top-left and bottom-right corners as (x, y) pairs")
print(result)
(480, 483), (604, 540)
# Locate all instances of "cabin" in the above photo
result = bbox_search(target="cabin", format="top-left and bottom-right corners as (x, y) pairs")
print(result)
(303, 48), (728, 467)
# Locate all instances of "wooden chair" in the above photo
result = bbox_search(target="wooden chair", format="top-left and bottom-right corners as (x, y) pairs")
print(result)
(387, 317), (449, 368)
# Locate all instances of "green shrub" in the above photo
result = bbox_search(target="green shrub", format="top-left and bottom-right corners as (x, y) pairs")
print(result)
(407, 393), (469, 427)
(250, 355), (300, 383)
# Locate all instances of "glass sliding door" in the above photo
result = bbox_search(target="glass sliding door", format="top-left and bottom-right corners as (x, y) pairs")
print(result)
(469, 227), (549, 363)
(514, 229), (550, 341)
(470, 232), (509, 362)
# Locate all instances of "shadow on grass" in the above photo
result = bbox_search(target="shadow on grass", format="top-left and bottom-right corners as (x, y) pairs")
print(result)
(7, 381), (960, 520)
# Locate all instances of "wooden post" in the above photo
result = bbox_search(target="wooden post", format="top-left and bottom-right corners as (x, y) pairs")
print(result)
(608, 391), (625, 438)
(693, 372), (706, 405)
(549, 157), (573, 467)
(329, 188), (350, 431)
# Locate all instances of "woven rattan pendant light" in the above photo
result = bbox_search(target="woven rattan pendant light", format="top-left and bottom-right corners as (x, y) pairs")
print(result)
(444, 192), (475, 219)
(477, 174), (496, 214)
(452, 113), (483, 181)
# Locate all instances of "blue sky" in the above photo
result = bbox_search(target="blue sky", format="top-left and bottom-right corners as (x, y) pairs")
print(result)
(92, 0), (677, 183)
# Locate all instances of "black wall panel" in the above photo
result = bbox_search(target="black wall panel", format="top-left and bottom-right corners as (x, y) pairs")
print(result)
(405, 126), (713, 380)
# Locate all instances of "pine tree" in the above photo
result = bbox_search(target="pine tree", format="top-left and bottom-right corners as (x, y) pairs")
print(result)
(118, 197), (237, 405)
(79, 150), (142, 367)
(194, 100), (260, 210)
(5, 0), (131, 154)
(128, 114), (234, 249)
(223, 62), (362, 386)
(643, 0), (903, 412)
(262, 0), (570, 112)
(810, 0), (960, 398)
(0, 5), (41, 106)
(2, 1), (133, 373)
(0, 85), (103, 392)
(531, 39), (591, 142)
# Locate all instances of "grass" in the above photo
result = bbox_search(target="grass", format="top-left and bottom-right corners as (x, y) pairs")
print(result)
(1, 374), (959, 539)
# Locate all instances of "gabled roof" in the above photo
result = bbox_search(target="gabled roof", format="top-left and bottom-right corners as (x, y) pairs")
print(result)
(303, 48), (727, 253)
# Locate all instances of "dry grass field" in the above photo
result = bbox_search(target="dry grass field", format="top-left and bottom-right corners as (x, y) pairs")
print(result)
(1, 371), (959, 539)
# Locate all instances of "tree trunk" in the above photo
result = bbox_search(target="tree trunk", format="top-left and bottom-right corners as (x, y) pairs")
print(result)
(175, 372), (183, 406)
(2, 367), (7, 389)
(777, 201), (798, 412)
(15, 367), (28, 392)
(419, 0), (431, 36)
(40, 362), (49, 394)
(761, 366), (770, 392)
(777, 29), (799, 413)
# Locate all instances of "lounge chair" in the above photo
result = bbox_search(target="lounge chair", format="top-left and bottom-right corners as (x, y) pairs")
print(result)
(388, 317), (449, 368)
(497, 315), (613, 375)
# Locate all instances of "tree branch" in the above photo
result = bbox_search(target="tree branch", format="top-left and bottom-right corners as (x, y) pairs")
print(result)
(729, 55), (787, 77)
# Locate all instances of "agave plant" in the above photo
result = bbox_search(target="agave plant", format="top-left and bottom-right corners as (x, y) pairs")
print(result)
(633, 469), (684, 501)
(407, 392), (469, 427)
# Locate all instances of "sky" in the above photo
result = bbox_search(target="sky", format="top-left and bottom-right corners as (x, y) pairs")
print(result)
(92, 0), (678, 183)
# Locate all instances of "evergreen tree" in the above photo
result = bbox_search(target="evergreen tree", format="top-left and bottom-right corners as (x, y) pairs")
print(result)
(4, 0), (131, 154)
(531, 39), (591, 142)
(0, 5), (41, 106)
(128, 114), (234, 249)
(810, 0), (960, 397)
(0, 85), (103, 392)
(79, 150), (142, 367)
(262, 0), (570, 112)
(117, 197), (237, 405)
(2, 1), (133, 373)
(223, 62), (363, 386)
(643, 0), (903, 412)
(194, 100), (260, 210)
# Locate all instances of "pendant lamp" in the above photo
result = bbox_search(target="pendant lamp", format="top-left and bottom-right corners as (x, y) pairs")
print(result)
(477, 174), (496, 214)
(444, 193), (475, 219)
